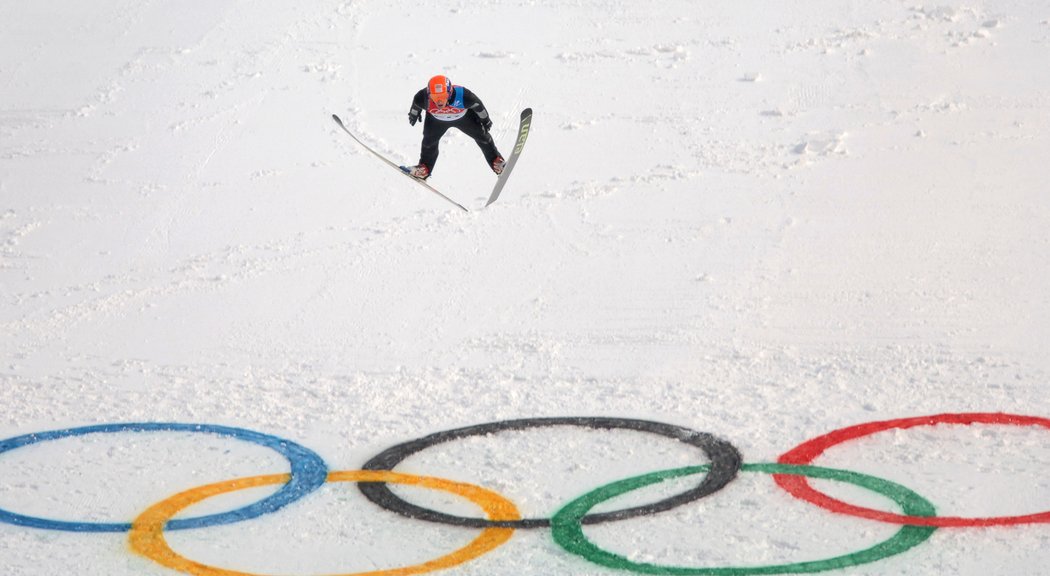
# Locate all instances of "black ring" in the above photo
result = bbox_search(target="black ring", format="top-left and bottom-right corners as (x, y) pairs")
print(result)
(359, 417), (742, 529)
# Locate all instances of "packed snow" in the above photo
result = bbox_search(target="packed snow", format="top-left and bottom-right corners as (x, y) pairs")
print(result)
(2, 1), (1050, 575)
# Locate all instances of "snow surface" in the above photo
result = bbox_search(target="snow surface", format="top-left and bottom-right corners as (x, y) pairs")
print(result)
(2, 0), (1050, 574)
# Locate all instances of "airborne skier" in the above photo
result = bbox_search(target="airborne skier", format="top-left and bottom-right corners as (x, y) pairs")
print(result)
(404, 75), (505, 180)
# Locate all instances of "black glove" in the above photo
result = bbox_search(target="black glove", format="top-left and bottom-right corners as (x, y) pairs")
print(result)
(480, 116), (492, 132)
(409, 109), (422, 126)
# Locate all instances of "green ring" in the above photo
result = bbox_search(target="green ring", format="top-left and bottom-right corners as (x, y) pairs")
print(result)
(551, 463), (937, 575)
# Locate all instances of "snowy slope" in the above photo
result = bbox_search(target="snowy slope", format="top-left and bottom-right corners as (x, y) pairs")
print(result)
(2, 1), (1050, 575)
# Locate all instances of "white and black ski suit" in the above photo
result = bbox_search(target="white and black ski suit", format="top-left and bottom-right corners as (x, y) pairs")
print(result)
(408, 86), (501, 174)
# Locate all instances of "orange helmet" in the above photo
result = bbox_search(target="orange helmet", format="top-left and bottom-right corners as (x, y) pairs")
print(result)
(427, 74), (452, 105)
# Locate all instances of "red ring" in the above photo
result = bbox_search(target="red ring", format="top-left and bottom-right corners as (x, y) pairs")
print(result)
(775, 412), (1050, 527)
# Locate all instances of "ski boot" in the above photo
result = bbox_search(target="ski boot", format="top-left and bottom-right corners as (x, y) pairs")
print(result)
(406, 163), (430, 180)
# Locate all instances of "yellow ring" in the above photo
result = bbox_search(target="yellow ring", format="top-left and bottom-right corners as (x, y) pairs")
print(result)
(129, 470), (520, 576)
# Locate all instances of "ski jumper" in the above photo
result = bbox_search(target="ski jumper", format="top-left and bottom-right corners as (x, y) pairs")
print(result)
(409, 86), (501, 174)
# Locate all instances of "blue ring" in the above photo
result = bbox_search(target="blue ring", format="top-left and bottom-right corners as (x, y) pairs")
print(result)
(0, 423), (328, 532)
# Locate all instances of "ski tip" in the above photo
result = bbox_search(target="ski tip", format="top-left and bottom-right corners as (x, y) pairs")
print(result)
(521, 108), (532, 118)
(331, 114), (343, 124)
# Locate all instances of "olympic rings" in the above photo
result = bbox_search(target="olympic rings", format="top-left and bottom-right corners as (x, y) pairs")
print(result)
(358, 417), (742, 529)
(550, 463), (937, 575)
(4, 412), (1050, 575)
(776, 412), (1050, 527)
(0, 423), (328, 533)
(129, 470), (520, 576)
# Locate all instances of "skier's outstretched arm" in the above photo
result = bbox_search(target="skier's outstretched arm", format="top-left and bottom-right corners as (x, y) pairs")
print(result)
(408, 89), (427, 126)
(463, 88), (493, 131)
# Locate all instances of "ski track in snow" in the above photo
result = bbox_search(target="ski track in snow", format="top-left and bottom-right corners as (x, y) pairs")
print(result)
(2, 0), (1050, 575)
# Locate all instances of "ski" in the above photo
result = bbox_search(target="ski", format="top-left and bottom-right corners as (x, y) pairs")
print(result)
(331, 114), (468, 213)
(485, 108), (533, 207)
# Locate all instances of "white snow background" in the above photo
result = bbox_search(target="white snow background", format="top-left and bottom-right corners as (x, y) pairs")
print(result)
(2, 0), (1050, 574)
